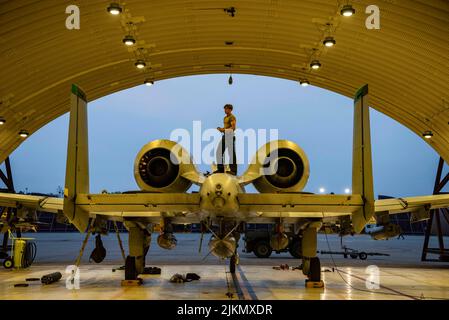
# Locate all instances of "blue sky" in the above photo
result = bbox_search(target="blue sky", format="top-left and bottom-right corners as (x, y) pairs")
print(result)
(5, 74), (441, 197)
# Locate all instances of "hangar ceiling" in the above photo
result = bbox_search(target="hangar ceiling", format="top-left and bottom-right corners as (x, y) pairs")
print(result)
(0, 0), (448, 164)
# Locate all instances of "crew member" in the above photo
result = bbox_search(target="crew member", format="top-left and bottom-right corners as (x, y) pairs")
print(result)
(216, 104), (237, 175)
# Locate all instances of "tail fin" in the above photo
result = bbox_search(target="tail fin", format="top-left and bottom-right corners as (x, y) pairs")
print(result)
(63, 84), (90, 232)
(351, 85), (375, 233)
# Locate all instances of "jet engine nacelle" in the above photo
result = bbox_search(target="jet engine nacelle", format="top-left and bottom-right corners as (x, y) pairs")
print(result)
(134, 140), (202, 192)
(241, 140), (310, 193)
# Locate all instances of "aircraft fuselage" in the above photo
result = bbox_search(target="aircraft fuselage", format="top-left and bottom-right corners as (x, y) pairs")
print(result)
(198, 173), (243, 220)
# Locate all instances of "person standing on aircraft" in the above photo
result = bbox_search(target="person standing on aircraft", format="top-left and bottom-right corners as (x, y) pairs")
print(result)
(215, 104), (237, 175)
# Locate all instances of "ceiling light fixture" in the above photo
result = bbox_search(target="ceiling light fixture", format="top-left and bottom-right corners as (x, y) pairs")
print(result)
(341, 4), (355, 17)
(299, 79), (310, 86)
(122, 35), (136, 46)
(144, 79), (154, 86)
(135, 60), (146, 69)
(19, 130), (29, 138)
(423, 130), (433, 139)
(107, 3), (122, 15)
(323, 36), (336, 47)
(310, 60), (321, 70)
(0, 117), (5, 125)
(228, 75), (233, 85)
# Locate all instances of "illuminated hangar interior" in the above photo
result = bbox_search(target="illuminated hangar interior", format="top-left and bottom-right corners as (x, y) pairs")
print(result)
(0, 0), (448, 301)
(0, 0), (448, 164)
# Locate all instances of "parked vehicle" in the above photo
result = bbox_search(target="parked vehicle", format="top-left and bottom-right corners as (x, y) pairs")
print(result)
(243, 229), (301, 258)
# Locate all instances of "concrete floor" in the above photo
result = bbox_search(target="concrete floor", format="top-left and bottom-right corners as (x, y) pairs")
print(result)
(0, 233), (448, 300)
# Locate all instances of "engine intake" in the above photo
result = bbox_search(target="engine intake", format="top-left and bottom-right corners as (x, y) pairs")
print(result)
(134, 140), (200, 192)
(243, 140), (310, 193)
(264, 149), (304, 189)
(138, 148), (180, 188)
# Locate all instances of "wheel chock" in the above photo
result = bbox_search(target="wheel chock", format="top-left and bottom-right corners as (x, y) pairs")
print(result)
(121, 278), (143, 286)
(305, 279), (324, 288)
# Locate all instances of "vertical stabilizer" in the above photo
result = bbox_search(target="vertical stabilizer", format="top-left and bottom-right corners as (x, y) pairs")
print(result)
(352, 85), (375, 233)
(63, 84), (90, 232)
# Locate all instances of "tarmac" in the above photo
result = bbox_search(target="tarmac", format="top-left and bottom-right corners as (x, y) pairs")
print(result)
(0, 233), (448, 300)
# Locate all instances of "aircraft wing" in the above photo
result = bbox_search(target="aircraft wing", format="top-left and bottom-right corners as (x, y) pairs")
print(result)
(238, 193), (449, 218)
(374, 194), (449, 214)
(0, 192), (200, 215)
(2, 191), (448, 226)
(74, 193), (201, 215)
(238, 193), (363, 218)
(0, 192), (63, 213)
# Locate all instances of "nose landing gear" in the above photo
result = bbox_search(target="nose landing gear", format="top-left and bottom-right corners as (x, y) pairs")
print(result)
(229, 251), (239, 274)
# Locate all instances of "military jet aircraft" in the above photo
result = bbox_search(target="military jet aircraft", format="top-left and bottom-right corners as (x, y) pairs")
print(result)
(1, 84), (449, 285)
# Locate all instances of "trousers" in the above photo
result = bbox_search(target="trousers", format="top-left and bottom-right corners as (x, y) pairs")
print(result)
(216, 134), (237, 174)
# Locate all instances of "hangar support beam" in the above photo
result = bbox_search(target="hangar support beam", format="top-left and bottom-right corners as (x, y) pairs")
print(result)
(0, 157), (14, 193)
(0, 157), (16, 254)
(421, 157), (449, 262)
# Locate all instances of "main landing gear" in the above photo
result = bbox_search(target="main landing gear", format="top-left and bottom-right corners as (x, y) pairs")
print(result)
(300, 222), (324, 288)
(122, 222), (152, 286)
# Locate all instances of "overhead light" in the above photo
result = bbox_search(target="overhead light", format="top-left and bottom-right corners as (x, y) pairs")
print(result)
(135, 60), (146, 69)
(19, 130), (29, 138)
(344, 188), (351, 194)
(122, 35), (136, 46)
(341, 4), (355, 17)
(310, 60), (321, 70)
(0, 117), (5, 125)
(299, 79), (310, 87)
(323, 37), (336, 47)
(144, 79), (154, 86)
(423, 130), (433, 139)
(107, 3), (122, 15)
(319, 187), (326, 193)
(228, 75), (233, 85)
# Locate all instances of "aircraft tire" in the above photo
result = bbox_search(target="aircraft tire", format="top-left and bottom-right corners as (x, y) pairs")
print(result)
(289, 240), (302, 259)
(308, 257), (321, 282)
(230, 255), (236, 274)
(125, 256), (138, 280)
(253, 241), (272, 258)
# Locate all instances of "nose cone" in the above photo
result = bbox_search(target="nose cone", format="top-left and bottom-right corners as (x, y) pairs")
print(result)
(199, 173), (241, 216)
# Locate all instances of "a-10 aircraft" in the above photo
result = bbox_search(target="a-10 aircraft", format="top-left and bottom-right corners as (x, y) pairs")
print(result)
(1, 84), (449, 286)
